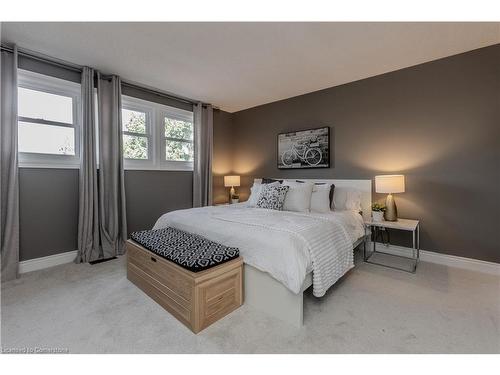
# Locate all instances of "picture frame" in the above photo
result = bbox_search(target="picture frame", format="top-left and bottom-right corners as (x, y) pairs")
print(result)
(277, 126), (330, 169)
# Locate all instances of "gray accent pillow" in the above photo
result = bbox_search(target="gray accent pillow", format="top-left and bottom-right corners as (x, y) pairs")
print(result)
(262, 177), (283, 184)
(256, 184), (290, 211)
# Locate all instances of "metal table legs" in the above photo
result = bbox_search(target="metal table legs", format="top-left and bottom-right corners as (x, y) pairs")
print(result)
(363, 224), (419, 273)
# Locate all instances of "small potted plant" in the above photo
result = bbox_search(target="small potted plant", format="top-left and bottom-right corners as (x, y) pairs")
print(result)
(371, 203), (386, 222)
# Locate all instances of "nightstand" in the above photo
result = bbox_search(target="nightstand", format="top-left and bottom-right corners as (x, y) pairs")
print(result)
(364, 218), (420, 273)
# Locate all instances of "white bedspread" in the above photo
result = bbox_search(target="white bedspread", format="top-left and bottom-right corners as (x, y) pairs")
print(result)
(153, 204), (364, 297)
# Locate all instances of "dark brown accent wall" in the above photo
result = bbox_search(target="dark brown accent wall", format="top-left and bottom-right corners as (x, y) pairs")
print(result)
(213, 110), (235, 204)
(19, 169), (79, 260)
(19, 169), (193, 261)
(125, 170), (193, 234)
(226, 44), (500, 263)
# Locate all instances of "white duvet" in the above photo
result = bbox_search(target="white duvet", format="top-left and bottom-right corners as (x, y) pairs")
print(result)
(153, 204), (364, 297)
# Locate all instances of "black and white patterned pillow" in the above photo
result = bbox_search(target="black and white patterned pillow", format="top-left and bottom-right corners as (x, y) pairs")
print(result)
(256, 184), (290, 210)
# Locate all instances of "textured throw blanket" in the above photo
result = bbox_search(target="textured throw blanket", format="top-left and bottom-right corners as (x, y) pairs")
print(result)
(154, 205), (359, 296)
(212, 209), (353, 297)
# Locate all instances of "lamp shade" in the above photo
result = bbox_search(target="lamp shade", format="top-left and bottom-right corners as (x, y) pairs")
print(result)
(375, 175), (405, 194)
(224, 175), (240, 187)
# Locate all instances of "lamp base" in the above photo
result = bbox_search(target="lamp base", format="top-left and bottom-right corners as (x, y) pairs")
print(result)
(229, 186), (235, 203)
(384, 193), (398, 221)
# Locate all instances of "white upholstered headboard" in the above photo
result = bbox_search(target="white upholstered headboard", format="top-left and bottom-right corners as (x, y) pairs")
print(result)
(262, 178), (372, 219)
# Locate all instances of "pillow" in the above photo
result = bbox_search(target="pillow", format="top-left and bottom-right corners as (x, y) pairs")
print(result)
(262, 177), (283, 184)
(247, 181), (279, 207)
(282, 180), (314, 212)
(345, 190), (362, 211)
(296, 180), (335, 209)
(256, 184), (290, 210)
(332, 187), (362, 211)
(309, 184), (331, 213)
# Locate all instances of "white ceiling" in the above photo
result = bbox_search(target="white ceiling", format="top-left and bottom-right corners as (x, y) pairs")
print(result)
(1, 22), (499, 112)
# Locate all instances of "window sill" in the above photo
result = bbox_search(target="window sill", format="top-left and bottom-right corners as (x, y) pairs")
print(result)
(124, 160), (193, 172)
(19, 163), (80, 170)
(19, 164), (194, 172)
(123, 165), (193, 172)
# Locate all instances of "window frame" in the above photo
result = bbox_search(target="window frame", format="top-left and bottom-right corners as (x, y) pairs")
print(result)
(121, 97), (155, 169)
(17, 69), (81, 169)
(160, 107), (195, 170)
(122, 95), (194, 171)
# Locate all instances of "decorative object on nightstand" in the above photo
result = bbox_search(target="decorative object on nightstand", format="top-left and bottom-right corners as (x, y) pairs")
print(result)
(364, 218), (420, 273)
(375, 174), (405, 221)
(371, 202), (386, 222)
(224, 175), (240, 204)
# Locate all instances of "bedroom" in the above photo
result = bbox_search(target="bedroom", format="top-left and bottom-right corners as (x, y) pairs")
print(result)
(1, 1), (499, 372)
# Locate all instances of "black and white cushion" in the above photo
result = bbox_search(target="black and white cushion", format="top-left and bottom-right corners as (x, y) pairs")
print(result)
(256, 184), (289, 210)
(130, 227), (239, 272)
(247, 181), (280, 207)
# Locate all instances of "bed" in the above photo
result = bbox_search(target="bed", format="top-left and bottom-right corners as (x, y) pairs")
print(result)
(153, 179), (371, 326)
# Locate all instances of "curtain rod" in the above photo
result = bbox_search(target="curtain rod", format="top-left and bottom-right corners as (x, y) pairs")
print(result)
(1, 43), (83, 73)
(1, 43), (217, 109)
(121, 80), (196, 107)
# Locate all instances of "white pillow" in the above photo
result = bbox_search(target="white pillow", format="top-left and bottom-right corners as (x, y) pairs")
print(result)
(345, 190), (362, 211)
(310, 184), (331, 213)
(333, 187), (362, 211)
(247, 181), (279, 207)
(282, 180), (314, 212)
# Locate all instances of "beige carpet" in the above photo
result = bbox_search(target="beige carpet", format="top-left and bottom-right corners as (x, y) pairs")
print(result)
(1, 253), (499, 353)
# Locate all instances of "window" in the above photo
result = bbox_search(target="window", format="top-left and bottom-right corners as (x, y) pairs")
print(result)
(121, 103), (152, 167)
(164, 116), (194, 162)
(16, 72), (192, 170)
(122, 95), (194, 170)
(18, 70), (81, 168)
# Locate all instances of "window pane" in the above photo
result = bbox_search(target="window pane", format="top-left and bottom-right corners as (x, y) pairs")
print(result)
(18, 122), (75, 155)
(166, 140), (193, 161)
(18, 87), (73, 124)
(123, 135), (148, 159)
(122, 109), (146, 133)
(165, 117), (193, 140)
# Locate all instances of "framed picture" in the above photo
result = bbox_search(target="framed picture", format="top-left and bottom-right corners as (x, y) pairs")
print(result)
(277, 126), (330, 169)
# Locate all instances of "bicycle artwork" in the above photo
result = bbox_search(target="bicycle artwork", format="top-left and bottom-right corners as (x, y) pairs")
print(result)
(277, 126), (330, 169)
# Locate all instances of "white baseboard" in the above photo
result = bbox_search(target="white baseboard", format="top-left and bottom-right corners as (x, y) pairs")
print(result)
(19, 250), (78, 274)
(18, 244), (500, 277)
(366, 241), (499, 276)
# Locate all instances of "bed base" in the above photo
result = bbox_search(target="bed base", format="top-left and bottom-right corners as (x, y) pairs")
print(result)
(244, 264), (312, 328)
(244, 237), (365, 327)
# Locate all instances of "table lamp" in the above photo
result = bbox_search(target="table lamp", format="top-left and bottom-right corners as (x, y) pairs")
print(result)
(375, 175), (405, 221)
(224, 175), (240, 203)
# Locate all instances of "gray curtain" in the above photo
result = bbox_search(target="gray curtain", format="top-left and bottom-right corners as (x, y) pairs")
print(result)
(0, 46), (20, 281)
(97, 74), (127, 258)
(76, 67), (99, 262)
(193, 103), (213, 207)
(76, 71), (127, 262)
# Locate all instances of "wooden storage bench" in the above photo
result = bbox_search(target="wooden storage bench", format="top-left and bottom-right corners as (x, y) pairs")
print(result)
(126, 239), (243, 333)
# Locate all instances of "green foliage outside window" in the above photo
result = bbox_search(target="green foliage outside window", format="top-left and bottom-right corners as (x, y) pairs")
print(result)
(165, 117), (193, 161)
(123, 111), (148, 159)
(121, 110), (194, 162)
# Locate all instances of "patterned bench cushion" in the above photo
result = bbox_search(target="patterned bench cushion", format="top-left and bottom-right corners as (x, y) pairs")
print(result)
(130, 227), (239, 272)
